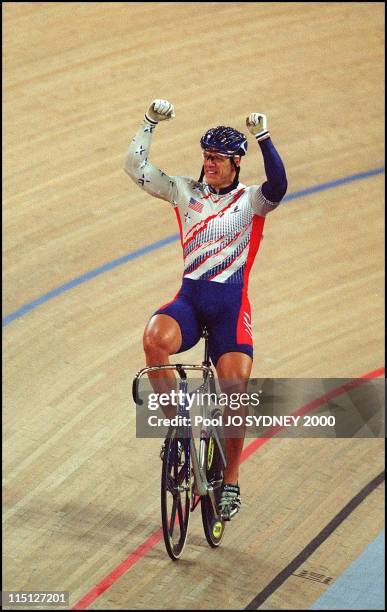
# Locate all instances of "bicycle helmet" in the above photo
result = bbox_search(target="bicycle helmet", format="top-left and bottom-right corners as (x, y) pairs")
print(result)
(200, 126), (248, 157)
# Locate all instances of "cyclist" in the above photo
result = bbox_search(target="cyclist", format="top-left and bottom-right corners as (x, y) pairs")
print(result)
(124, 100), (287, 520)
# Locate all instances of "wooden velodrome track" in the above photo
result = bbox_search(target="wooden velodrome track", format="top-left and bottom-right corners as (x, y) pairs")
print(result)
(3, 2), (384, 610)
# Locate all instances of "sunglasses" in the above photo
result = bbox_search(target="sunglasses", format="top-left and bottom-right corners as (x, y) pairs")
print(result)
(201, 151), (231, 163)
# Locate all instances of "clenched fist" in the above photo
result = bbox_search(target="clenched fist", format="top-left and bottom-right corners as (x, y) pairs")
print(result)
(246, 112), (270, 142)
(145, 99), (175, 123)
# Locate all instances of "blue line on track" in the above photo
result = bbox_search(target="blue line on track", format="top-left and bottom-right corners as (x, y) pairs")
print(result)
(3, 166), (384, 327)
(283, 166), (384, 201)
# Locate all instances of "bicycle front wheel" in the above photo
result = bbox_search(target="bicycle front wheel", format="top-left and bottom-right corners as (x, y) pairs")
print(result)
(161, 427), (191, 560)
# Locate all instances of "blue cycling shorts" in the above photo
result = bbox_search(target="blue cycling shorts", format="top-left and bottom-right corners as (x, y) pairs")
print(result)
(154, 278), (253, 366)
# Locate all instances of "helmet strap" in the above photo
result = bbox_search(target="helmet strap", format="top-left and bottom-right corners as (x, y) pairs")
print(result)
(231, 159), (241, 184)
(231, 157), (240, 171)
(230, 165), (240, 189)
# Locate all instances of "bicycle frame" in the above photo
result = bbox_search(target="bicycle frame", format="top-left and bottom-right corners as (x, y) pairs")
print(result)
(132, 362), (227, 517)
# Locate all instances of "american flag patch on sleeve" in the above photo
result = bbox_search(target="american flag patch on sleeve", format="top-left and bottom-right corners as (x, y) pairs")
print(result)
(188, 198), (204, 213)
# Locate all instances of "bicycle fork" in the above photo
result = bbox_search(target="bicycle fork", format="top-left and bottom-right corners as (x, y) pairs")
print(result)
(189, 438), (218, 516)
(176, 366), (222, 519)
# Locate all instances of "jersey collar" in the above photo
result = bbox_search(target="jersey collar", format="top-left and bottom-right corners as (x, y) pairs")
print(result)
(207, 176), (240, 195)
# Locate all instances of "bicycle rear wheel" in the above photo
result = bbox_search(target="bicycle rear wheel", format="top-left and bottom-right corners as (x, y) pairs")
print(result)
(201, 426), (226, 547)
(161, 427), (191, 560)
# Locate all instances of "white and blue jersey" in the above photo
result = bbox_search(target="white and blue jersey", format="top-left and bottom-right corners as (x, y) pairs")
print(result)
(124, 118), (287, 364)
(176, 183), (267, 285)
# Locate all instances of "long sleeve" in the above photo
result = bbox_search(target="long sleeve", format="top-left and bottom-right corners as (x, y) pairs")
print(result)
(259, 138), (287, 203)
(250, 138), (288, 216)
(123, 118), (177, 203)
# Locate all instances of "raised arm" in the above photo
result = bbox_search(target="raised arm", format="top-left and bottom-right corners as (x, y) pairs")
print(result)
(124, 99), (177, 203)
(246, 112), (288, 215)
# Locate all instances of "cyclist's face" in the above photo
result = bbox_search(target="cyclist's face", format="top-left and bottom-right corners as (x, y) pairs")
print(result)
(202, 150), (240, 189)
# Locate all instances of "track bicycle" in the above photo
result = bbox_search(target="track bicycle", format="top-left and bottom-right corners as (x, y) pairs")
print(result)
(132, 328), (227, 560)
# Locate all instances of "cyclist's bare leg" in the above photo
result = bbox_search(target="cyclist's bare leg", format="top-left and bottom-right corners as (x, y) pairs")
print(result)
(216, 352), (253, 485)
(143, 314), (182, 419)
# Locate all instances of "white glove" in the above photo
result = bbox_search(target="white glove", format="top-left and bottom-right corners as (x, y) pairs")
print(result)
(145, 99), (175, 124)
(246, 112), (270, 142)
